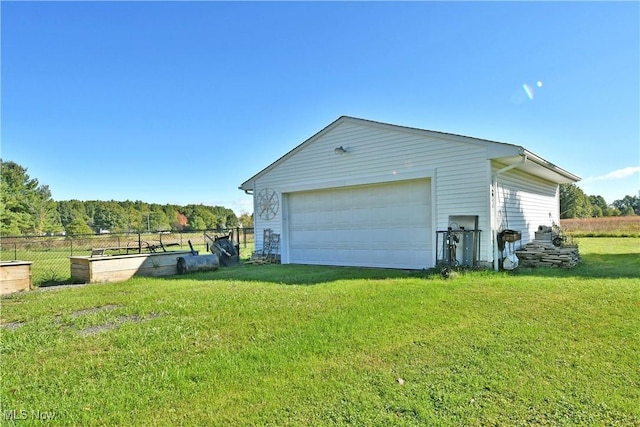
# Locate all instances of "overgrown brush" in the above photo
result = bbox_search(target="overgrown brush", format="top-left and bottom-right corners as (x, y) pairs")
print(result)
(561, 216), (640, 237)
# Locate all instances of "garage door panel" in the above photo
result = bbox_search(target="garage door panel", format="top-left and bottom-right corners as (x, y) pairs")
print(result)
(287, 179), (432, 269)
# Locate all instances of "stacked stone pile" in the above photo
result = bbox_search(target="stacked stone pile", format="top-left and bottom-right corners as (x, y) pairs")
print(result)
(515, 241), (581, 268)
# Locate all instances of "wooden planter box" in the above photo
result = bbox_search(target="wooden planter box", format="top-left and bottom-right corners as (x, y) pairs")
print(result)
(501, 230), (522, 242)
(70, 251), (193, 284)
(1, 261), (33, 295)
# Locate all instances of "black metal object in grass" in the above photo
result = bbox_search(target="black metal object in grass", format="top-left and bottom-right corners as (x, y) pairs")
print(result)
(177, 254), (220, 274)
(205, 232), (239, 267)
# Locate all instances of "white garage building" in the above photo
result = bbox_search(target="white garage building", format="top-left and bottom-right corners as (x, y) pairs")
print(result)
(239, 116), (580, 270)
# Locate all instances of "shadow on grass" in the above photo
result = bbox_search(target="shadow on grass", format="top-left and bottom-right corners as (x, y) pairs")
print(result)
(163, 251), (640, 285)
(509, 253), (640, 279)
(36, 251), (638, 291)
(161, 262), (427, 286)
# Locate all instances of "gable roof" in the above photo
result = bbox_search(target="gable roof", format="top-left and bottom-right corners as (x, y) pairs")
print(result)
(239, 116), (580, 191)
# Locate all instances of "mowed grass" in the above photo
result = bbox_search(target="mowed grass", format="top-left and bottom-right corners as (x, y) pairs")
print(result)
(1, 238), (638, 426)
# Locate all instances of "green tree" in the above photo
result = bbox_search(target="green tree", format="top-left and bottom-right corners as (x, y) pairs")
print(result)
(613, 195), (639, 216)
(560, 184), (592, 218)
(66, 217), (94, 235)
(621, 205), (636, 216)
(139, 208), (170, 232)
(183, 204), (219, 230)
(221, 207), (239, 229)
(0, 160), (60, 235)
(239, 212), (253, 228)
(30, 185), (63, 234)
(588, 195), (608, 217)
(188, 215), (206, 231)
(119, 201), (142, 232)
(93, 202), (127, 232)
(203, 206), (239, 230)
(149, 205), (171, 231)
(58, 200), (87, 229)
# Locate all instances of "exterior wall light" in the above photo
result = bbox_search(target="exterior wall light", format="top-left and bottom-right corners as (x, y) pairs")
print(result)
(334, 146), (347, 154)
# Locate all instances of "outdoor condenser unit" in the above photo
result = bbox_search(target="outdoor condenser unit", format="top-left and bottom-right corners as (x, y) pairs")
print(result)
(436, 215), (481, 268)
(461, 229), (476, 266)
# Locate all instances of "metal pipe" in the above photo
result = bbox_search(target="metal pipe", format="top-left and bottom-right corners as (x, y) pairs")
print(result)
(493, 154), (527, 176)
(492, 154), (527, 270)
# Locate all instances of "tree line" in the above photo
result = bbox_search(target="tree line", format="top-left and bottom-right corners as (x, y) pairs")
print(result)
(1, 160), (253, 237)
(560, 183), (639, 218)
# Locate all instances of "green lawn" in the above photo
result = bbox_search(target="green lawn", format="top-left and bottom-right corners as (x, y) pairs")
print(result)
(1, 238), (638, 426)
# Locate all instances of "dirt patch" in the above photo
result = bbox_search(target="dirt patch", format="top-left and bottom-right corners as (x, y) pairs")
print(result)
(78, 312), (162, 337)
(0, 321), (25, 331)
(2, 305), (162, 335)
(36, 283), (91, 291)
(70, 304), (120, 317)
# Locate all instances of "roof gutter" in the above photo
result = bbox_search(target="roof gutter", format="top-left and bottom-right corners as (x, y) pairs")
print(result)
(493, 153), (527, 177)
(522, 150), (581, 183)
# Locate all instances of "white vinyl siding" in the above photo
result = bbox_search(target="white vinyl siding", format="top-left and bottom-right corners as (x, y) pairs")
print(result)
(255, 121), (485, 193)
(434, 151), (491, 262)
(493, 163), (559, 246)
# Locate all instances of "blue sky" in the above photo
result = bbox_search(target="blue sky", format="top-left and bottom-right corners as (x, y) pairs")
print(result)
(2, 1), (638, 214)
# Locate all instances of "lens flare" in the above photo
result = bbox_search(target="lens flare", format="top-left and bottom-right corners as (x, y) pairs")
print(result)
(522, 83), (534, 100)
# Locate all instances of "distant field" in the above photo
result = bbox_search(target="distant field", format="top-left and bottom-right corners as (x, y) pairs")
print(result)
(561, 216), (639, 237)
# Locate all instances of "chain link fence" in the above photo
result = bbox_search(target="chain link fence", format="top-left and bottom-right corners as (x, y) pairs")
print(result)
(1, 228), (255, 286)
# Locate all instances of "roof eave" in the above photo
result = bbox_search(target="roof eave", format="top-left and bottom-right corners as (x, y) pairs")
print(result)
(523, 150), (581, 183)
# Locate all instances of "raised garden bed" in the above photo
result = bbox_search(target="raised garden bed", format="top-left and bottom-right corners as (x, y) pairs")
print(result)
(0, 261), (33, 295)
(70, 251), (193, 284)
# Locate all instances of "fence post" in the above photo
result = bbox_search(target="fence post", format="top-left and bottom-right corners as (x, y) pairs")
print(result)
(70, 238), (73, 256)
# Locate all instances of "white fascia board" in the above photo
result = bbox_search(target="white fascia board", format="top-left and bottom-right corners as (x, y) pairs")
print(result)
(522, 150), (581, 183)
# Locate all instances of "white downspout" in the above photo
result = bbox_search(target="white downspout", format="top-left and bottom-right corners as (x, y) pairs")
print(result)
(492, 154), (527, 270)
